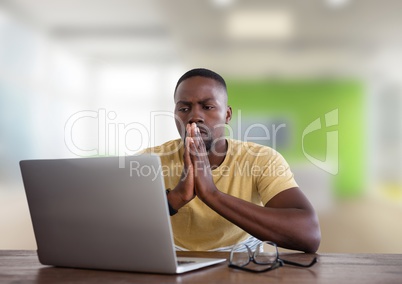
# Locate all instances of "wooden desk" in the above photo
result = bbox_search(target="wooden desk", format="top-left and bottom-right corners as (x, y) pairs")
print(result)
(1, 250), (401, 283)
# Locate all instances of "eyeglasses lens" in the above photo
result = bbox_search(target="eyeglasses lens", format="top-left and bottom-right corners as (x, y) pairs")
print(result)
(230, 244), (250, 267)
(254, 242), (278, 264)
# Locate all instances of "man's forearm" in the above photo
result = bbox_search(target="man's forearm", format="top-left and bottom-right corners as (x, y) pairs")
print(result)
(200, 189), (321, 253)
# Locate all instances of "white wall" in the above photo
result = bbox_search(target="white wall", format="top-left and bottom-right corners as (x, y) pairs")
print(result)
(0, 8), (181, 248)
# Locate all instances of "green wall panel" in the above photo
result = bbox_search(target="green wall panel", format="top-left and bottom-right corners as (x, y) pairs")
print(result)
(227, 79), (366, 197)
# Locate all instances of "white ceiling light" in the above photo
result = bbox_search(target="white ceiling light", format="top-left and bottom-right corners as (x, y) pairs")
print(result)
(210, 0), (235, 8)
(325, 0), (350, 9)
(226, 9), (294, 41)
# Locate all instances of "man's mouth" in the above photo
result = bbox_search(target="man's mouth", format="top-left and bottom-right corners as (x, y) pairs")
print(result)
(197, 126), (210, 137)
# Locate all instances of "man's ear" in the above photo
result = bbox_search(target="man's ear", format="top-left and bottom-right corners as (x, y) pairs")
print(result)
(225, 106), (232, 124)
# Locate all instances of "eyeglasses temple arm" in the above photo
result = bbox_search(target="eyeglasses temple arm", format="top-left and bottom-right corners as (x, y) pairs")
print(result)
(280, 257), (317, 268)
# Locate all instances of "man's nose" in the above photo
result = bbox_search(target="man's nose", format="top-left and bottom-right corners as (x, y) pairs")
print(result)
(188, 107), (204, 124)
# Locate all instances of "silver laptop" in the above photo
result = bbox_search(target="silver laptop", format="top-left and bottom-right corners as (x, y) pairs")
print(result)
(20, 155), (226, 274)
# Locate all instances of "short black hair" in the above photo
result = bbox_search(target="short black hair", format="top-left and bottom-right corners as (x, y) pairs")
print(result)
(174, 68), (227, 95)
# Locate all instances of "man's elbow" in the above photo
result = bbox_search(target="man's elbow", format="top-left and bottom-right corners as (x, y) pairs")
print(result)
(304, 229), (321, 253)
(303, 217), (321, 253)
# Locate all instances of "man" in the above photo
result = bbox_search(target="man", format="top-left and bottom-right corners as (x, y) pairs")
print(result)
(143, 68), (321, 253)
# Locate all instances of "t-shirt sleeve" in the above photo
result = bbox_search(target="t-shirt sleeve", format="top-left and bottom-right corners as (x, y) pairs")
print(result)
(255, 150), (299, 206)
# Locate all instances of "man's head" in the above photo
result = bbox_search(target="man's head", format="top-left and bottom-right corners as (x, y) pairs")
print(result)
(174, 68), (232, 152)
(174, 68), (227, 97)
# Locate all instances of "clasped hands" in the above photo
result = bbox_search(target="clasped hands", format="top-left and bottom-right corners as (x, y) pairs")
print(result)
(169, 123), (219, 210)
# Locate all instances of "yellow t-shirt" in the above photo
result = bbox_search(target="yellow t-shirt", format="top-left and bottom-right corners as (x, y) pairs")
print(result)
(143, 138), (298, 251)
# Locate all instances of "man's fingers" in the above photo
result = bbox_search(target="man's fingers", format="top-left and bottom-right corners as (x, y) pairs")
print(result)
(188, 136), (198, 159)
(185, 136), (194, 162)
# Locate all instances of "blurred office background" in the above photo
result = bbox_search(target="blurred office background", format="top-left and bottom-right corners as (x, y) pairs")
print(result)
(1, 0), (402, 252)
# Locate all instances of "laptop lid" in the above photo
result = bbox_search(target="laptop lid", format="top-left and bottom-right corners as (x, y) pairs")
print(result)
(20, 155), (225, 274)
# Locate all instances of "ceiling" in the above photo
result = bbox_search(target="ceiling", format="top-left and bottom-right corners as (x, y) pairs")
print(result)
(3, 0), (402, 77)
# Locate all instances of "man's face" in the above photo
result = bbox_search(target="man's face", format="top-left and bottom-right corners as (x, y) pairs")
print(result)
(174, 76), (232, 152)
